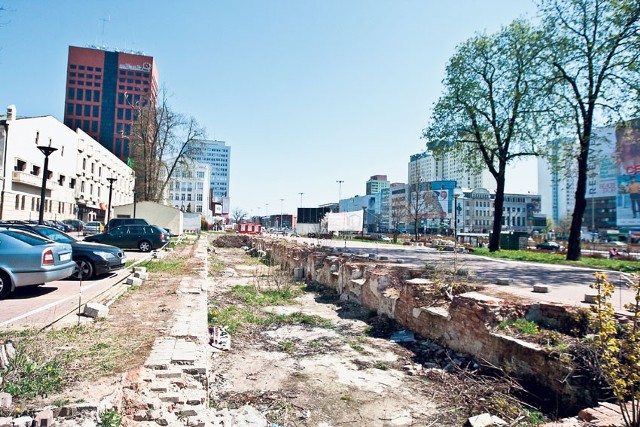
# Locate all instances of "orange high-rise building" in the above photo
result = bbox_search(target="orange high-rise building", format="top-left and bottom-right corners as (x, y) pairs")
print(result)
(63, 46), (158, 161)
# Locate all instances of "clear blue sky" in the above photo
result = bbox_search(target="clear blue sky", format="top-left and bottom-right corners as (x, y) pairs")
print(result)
(0, 0), (538, 216)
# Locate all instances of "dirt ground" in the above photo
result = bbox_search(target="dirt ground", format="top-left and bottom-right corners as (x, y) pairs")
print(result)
(0, 239), (201, 415)
(2, 236), (553, 426)
(206, 244), (542, 427)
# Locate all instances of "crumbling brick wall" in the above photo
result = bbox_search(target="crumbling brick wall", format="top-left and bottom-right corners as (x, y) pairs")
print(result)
(248, 237), (598, 413)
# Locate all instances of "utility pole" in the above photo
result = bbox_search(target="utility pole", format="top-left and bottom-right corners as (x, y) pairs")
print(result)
(336, 180), (344, 211)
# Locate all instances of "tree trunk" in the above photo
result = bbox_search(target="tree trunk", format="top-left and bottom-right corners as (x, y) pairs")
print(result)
(489, 172), (506, 252)
(566, 126), (592, 261)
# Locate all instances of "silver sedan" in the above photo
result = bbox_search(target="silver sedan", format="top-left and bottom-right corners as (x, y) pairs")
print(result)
(0, 229), (76, 299)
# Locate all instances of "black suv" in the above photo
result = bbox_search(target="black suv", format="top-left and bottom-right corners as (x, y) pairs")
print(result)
(0, 222), (126, 280)
(105, 218), (149, 233)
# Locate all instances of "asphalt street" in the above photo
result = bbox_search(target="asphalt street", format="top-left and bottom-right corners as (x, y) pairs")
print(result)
(0, 250), (151, 329)
(292, 237), (637, 312)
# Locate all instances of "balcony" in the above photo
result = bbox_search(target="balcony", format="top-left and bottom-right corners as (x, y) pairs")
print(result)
(12, 170), (57, 189)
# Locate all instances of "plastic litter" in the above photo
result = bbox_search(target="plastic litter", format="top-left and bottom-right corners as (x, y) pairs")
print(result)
(209, 326), (231, 350)
(390, 330), (416, 343)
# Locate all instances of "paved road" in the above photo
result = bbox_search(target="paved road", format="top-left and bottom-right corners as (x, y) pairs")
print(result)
(0, 250), (153, 330)
(289, 237), (637, 312)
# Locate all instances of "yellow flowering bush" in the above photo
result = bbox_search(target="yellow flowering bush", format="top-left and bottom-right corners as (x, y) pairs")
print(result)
(590, 272), (640, 427)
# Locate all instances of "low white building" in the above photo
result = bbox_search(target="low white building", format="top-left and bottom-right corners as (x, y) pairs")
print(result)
(0, 105), (133, 223)
(113, 201), (183, 235)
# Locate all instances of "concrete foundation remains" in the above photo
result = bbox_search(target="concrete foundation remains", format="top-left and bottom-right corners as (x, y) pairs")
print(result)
(248, 237), (598, 415)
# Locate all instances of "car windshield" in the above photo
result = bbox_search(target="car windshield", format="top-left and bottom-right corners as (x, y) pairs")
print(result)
(35, 226), (77, 244)
(1, 229), (52, 246)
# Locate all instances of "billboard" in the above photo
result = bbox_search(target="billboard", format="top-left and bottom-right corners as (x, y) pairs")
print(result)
(327, 210), (364, 232)
(591, 119), (640, 227)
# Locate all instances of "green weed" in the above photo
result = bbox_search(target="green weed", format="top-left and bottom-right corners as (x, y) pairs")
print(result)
(0, 345), (63, 399)
(231, 285), (302, 306)
(97, 408), (121, 427)
(498, 319), (539, 335)
(133, 259), (186, 273)
(374, 361), (388, 370)
(208, 306), (334, 333)
(279, 340), (296, 352)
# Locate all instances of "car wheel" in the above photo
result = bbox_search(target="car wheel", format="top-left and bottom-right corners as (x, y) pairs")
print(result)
(0, 271), (12, 299)
(139, 240), (152, 252)
(72, 259), (95, 280)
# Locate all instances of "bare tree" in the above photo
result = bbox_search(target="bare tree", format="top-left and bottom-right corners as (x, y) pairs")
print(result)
(231, 208), (248, 224)
(130, 87), (206, 203)
(406, 182), (428, 241)
(390, 199), (406, 243)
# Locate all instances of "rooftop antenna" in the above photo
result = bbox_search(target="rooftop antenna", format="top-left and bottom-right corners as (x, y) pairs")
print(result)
(99, 16), (111, 48)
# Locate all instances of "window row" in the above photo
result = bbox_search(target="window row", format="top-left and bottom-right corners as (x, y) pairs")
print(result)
(14, 160), (75, 188)
(68, 72), (102, 80)
(70, 64), (102, 72)
(13, 196), (73, 215)
(118, 85), (150, 93)
(64, 118), (99, 134)
(66, 103), (100, 118)
(119, 70), (150, 78)
(68, 80), (102, 88)
(67, 88), (101, 102)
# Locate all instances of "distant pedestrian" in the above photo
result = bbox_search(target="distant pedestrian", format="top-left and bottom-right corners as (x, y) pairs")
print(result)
(608, 248), (618, 259)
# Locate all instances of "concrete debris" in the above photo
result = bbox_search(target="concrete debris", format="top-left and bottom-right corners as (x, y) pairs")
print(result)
(210, 405), (269, 426)
(209, 326), (231, 351)
(10, 416), (33, 427)
(0, 341), (15, 370)
(83, 303), (109, 319)
(126, 276), (143, 286)
(0, 392), (11, 408)
(133, 271), (149, 280)
(466, 412), (507, 427)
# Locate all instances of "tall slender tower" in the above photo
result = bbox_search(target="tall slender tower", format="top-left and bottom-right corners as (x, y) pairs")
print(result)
(63, 46), (158, 161)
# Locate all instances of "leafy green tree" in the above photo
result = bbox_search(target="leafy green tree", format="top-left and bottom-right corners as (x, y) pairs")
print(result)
(423, 21), (545, 251)
(539, 0), (640, 261)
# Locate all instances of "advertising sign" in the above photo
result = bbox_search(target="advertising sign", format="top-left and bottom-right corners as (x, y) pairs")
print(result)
(327, 210), (364, 232)
(589, 120), (640, 227)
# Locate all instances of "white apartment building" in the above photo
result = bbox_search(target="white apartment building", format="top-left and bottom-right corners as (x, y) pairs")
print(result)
(167, 159), (212, 218)
(0, 105), (133, 223)
(192, 140), (230, 214)
(408, 150), (495, 190)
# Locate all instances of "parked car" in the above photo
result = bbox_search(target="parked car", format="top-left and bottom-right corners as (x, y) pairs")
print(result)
(55, 220), (74, 232)
(104, 218), (149, 233)
(0, 223), (126, 280)
(0, 229), (76, 299)
(536, 241), (563, 251)
(84, 224), (169, 252)
(83, 221), (104, 236)
(62, 219), (85, 232)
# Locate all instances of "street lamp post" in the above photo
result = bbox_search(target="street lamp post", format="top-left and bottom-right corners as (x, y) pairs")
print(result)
(37, 138), (58, 225)
(280, 198), (284, 230)
(336, 180), (344, 211)
(453, 189), (463, 273)
(106, 177), (118, 224)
